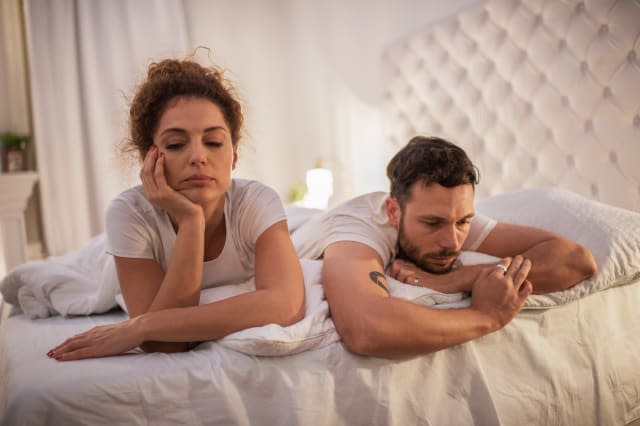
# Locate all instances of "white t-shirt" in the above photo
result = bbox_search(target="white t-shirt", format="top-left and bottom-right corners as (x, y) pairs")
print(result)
(292, 192), (496, 267)
(105, 179), (286, 288)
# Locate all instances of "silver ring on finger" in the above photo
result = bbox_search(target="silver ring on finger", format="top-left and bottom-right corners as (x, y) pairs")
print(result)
(495, 264), (508, 274)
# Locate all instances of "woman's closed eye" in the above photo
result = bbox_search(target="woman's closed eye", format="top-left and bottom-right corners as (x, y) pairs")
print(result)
(204, 141), (223, 148)
(165, 142), (185, 150)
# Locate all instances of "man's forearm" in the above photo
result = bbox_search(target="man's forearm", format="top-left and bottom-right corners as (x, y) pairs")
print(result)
(392, 260), (487, 293)
(351, 296), (499, 358)
(426, 264), (487, 293)
(521, 239), (597, 293)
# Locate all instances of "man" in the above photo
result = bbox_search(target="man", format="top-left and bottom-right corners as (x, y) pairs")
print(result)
(292, 136), (597, 358)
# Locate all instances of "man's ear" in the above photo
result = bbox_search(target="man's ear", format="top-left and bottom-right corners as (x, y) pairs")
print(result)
(384, 197), (401, 228)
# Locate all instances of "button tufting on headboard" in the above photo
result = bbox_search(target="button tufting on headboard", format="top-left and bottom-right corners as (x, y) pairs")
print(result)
(384, 0), (640, 211)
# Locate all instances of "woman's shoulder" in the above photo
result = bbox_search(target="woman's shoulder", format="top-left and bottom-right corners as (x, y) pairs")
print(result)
(228, 178), (279, 203)
(227, 179), (284, 219)
(106, 185), (155, 217)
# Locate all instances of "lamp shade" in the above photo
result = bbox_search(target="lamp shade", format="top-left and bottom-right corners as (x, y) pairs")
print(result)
(303, 167), (333, 209)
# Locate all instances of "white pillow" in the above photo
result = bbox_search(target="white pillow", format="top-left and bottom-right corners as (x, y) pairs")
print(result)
(475, 188), (640, 308)
(285, 206), (323, 233)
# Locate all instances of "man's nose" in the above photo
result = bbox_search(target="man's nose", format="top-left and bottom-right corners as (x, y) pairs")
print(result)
(440, 225), (460, 250)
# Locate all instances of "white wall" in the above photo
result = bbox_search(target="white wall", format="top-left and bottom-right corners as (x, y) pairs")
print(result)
(184, 0), (293, 198)
(185, 0), (479, 204)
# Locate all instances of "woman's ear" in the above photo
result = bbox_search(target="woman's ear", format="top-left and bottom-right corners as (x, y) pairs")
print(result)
(232, 148), (238, 170)
(384, 197), (401, 228)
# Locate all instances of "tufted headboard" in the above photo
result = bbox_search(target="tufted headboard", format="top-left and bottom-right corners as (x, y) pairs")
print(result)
(383, 0), (640, 211)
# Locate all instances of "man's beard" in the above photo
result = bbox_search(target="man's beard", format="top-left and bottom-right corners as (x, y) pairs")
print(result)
(396, 215), (459, 275)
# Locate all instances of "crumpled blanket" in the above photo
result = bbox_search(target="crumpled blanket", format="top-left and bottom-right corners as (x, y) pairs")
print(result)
(0, 234), (118, 318)
(0, 236), (476, 355)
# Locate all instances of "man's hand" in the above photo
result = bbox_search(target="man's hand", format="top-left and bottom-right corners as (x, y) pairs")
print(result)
(471, 255), (532, 329)
(389, 258), (487, 293)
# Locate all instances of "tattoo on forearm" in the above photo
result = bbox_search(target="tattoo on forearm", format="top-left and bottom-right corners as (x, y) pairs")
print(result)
(369, 271), (390, 295)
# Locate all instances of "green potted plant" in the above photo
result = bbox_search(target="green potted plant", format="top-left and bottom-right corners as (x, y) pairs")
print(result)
(1, 131), (31, 172)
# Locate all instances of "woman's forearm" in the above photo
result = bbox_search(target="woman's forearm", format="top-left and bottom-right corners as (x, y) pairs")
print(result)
(136, 287), (300, 343)
(148, 215), (205, 311)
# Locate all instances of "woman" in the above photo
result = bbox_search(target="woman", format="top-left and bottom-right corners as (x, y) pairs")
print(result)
(48, 58), (305, 360)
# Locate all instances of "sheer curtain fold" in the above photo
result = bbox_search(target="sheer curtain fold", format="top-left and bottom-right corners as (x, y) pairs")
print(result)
(24, 0), (190, 255)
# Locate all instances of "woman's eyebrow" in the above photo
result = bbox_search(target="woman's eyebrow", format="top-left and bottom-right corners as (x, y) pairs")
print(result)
(159, 127), (187, 136)
(203, 126), (228, 133)
(159, 126), (228, 136)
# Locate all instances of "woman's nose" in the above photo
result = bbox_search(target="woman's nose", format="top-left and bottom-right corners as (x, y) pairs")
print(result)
(190, 141), (206, 164)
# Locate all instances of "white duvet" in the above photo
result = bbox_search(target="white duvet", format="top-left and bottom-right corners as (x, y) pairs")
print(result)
(2, 188), (640, 425)
(2, 275), (639, 426)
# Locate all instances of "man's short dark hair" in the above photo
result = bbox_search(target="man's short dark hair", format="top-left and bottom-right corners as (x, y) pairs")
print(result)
(386, 136), (479, 207)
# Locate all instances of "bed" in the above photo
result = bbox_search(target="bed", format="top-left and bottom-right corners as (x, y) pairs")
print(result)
(2, 0), (640, 425)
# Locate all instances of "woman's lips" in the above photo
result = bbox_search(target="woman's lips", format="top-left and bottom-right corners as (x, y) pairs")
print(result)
(184, 175), (213, 185)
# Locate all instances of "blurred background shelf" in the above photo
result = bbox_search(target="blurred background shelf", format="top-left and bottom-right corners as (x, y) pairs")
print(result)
(0, 171), (38, 280)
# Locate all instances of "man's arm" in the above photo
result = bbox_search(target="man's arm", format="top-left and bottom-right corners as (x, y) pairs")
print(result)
(322, 241), (532, 358)
(391, 223), (597, 294)
(390, 260), (486, 293)
(477, 223), (597, 294)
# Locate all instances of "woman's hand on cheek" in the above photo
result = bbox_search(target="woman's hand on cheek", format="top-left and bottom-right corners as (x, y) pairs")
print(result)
(140, 145), (203, 224)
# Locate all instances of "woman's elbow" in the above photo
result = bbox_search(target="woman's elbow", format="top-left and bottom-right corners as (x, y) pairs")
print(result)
(277, 300), (305, 326)
(271, 287), (305, 327)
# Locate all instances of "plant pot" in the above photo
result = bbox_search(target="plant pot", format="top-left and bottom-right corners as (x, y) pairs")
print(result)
(2, 147), (27, 172)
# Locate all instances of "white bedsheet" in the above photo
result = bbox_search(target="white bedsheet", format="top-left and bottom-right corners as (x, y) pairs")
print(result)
(1, 280), (639, 425)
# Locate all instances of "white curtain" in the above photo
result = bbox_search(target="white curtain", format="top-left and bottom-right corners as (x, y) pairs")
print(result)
(23, 0), (479, 256)
(24, 0), (190, 255)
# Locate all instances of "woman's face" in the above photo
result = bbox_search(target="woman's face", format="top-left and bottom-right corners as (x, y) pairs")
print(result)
(152, 96), (237, 207)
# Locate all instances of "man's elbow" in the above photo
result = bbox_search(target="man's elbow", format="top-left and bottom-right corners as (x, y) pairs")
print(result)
(560, 244), (598, 291)
(334, 314), (391, 356)
(574, 244), (598, 280)
(340, 325), (376, 356)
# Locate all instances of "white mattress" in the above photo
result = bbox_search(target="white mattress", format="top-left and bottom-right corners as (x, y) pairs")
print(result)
(2, 280), (639, 426)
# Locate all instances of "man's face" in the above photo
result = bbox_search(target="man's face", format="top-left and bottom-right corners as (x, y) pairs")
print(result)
(389, 182), (475, 274)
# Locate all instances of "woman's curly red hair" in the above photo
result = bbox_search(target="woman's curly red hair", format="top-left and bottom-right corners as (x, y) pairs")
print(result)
(126, 58), (244, 161)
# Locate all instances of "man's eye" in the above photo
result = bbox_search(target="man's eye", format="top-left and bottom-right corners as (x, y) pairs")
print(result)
(457, 219), (472, 226)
